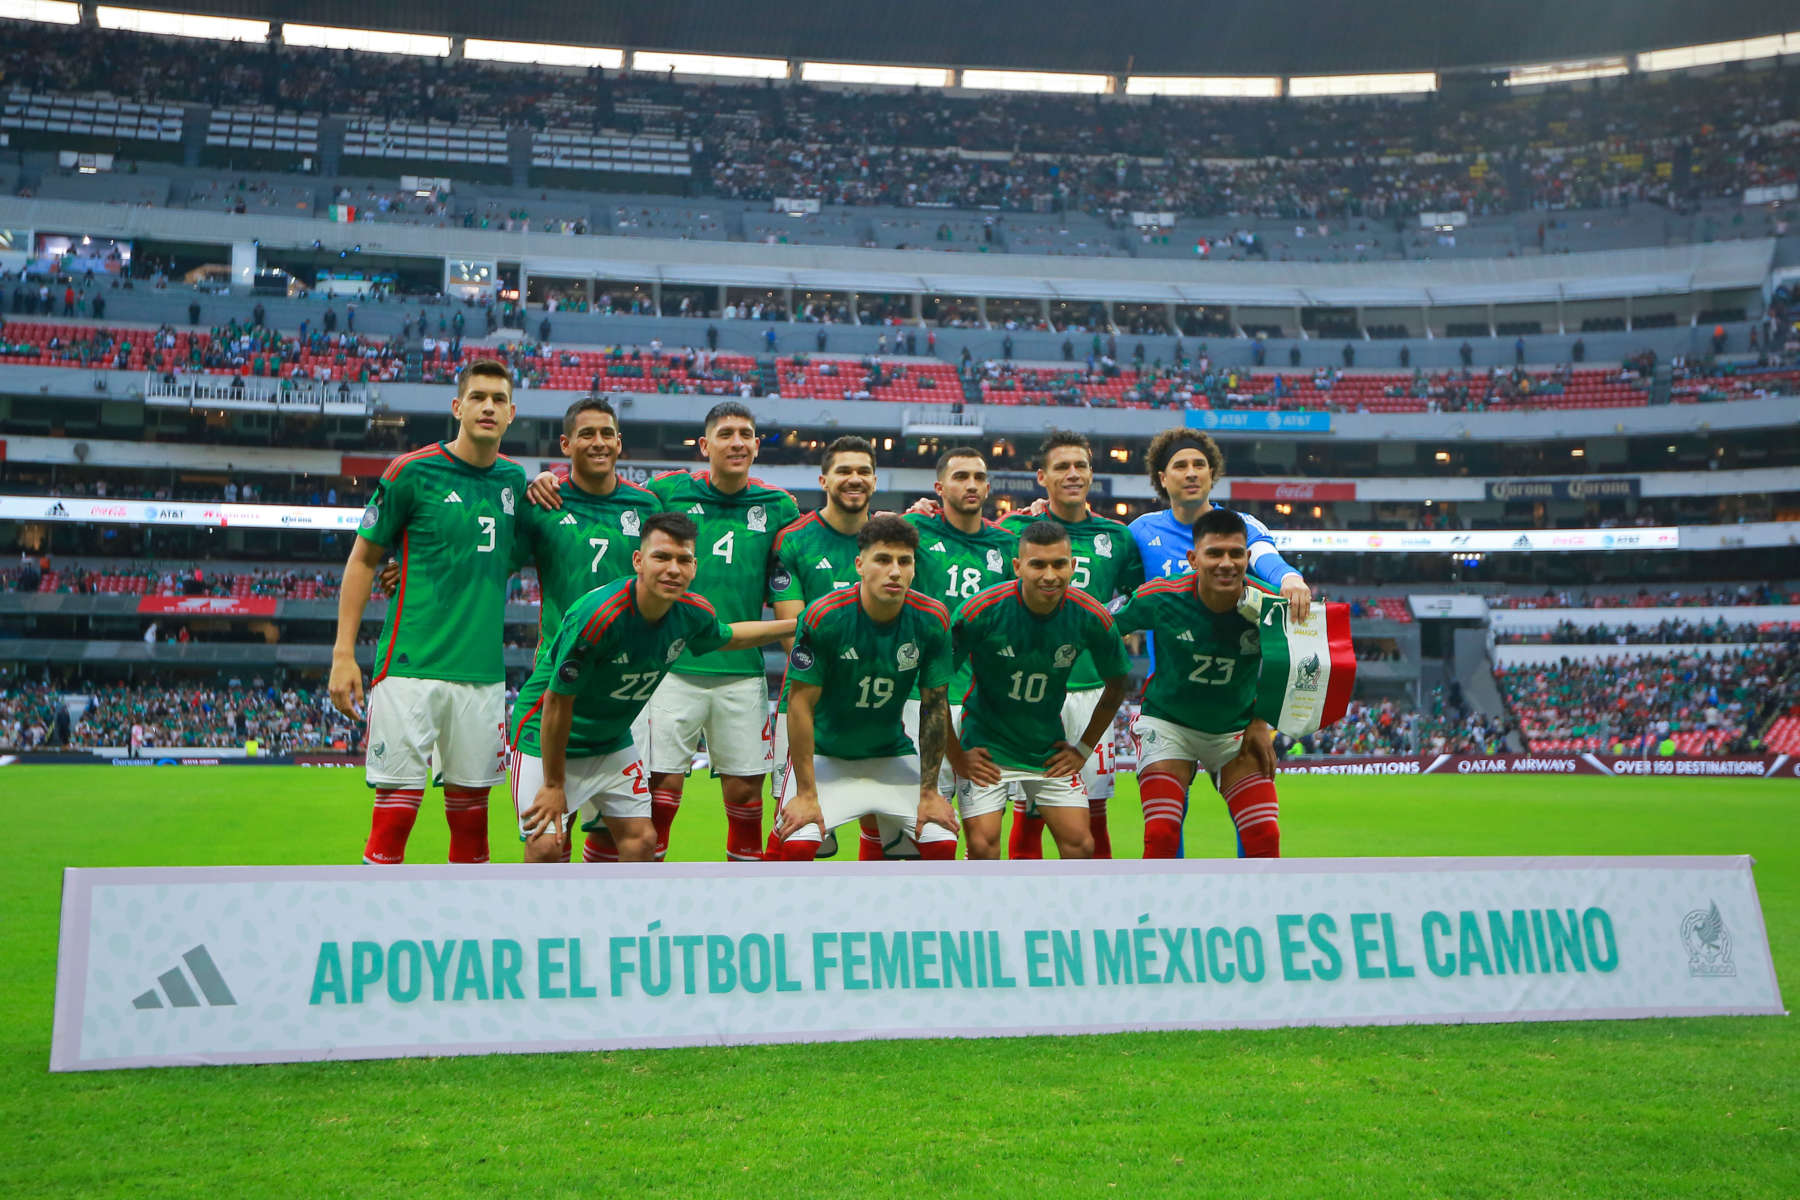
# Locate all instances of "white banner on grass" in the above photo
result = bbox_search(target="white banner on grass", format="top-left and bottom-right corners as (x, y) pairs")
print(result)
(50, 857), (1783, 1070)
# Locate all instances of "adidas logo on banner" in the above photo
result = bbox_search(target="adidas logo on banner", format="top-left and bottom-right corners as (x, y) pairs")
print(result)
(613, 652), (630, 663)
(1176, 630), (1195, 642)
(687, 504), (704, 515)
(841, 648), (860, 660)
(930, 541), (946, 552)
(997, 646), (1016, 658)
(1512, 534), (1532, 549)
(444, 491), (463, 504)
(559, 513), (579, 526)
(131, 945), (237, 1010)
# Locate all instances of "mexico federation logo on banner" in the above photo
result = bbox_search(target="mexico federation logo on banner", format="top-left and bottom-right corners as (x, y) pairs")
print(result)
(1296, 653), (1322, 692)
(1680, 901), (1736, 977)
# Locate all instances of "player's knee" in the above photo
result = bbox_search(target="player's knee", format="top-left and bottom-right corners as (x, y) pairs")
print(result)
(1052, 827), (1095, 859)
(522, 833), (565, 864)
(613, 826), (656, 861)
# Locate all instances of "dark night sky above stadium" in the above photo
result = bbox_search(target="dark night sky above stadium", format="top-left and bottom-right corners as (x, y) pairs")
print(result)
(130, 0), (1796, 74)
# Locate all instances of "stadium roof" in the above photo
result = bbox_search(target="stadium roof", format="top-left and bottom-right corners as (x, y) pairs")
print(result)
(125, 0), (1798, 76)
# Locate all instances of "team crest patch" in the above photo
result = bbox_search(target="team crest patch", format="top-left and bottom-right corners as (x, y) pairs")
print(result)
(1681, 901), (1736, 977)
(791, 645), (814, 670)
(1240, 630), (1260, 656)
(557, 660), (582, 685)
(501, 487), (515, 516)
(897, 641), (919, 669)
(1053, 644), (1078, 668)
(1296, 653), (1321, 691)
(986, 548), (1003, 572)
(621, 510), (640, 536)
(770, 566), (793, 592)
(1108, 594), (1128, 614)
(747, 504), (767, 532)
(359, 505), (379, 530)
(1094, 532), (1113, 558)
(665, 638), (687, 664)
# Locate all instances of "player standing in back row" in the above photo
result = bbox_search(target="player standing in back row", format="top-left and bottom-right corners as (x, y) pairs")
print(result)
(330, 358), (529, 865)
(644, 402), (800, 861)
(948, 521), (1131, 859)
(1000, 431), (1143, 859)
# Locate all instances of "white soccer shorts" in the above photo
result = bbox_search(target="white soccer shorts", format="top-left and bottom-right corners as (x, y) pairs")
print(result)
(901, 698), (964, 797)
(1133, 715), (1247, 776)
(958, 765), (1086, 819)
(645, 672), (773, 777)
(365, 676), (506, 789)
(509, 746), (651, 838)
(777, 753), (957, 853)
(1061, 686), (1116, 801)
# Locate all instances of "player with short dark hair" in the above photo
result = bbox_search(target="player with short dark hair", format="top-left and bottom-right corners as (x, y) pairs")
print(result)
(1112, 508), (1283, 858)
(999, 430), (1143, 858)
(770, 514), (959, 860)
(947, 520), (1130, 859)
(330, 357), (527, 865)
(511, 512), (794, 863)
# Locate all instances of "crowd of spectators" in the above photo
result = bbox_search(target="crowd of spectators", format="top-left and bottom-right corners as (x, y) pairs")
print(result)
(1284, 688), (1512, 758)
(0, 675), (359, 754)
(1490, 584), (1792, 609)
(1496, 618), (1800, 645)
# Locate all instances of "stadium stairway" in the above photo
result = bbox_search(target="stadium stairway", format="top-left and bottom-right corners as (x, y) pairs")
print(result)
(1451, 626), (1511, 732)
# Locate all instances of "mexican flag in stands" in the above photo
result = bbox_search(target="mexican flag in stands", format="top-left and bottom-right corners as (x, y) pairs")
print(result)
(1237, 586), (1356, 736)
(327, 204), (356, 222)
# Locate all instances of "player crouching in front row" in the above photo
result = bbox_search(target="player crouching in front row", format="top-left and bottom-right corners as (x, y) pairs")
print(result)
(771, 515), (961, 861)
(511, 513), (794, 863)
(1112, 508), (1282, 858)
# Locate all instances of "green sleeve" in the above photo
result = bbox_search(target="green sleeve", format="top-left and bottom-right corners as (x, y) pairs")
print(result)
(787, 617), (828, 688)
(509, 504), (540, 573)
(919, 618), (953, 691)
(1086, 612), (1130, 681)
(359, 470), (415, 551)
(950, 605), (980, 664)
(769, 530), (804, 605)
(1115, 530), (1145, 594)
(545, 600), (599, 696)
(1111, 591), (1152, 637)
(764, 496), (804, 606)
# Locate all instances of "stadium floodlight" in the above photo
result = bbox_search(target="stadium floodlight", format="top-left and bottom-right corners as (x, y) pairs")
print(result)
(95, 6), (268, 41)
(960, 69), (1110, 94)
(1288, 72), (1438, 98)
(800, 62), (953, 88)
(1637, 33), (1800, 73)
(1505, 57), (1630, 87)
(632, 51), (788, 79)
(463, 39), (623, 68)
(0, 0), (79, 24)
(282, 24), (450, 57)
(1125, 76), (1282, 98)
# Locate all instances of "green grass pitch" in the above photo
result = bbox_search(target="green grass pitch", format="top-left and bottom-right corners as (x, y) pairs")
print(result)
(2, 767), (1794, 1198)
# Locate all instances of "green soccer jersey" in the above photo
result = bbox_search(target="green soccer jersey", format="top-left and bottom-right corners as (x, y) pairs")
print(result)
(361, 442), (529, 685)
(1000, 507), (1144, 691)
(1113, 575), (1268, 734)
(769, 509), (862, 713)
(513, 476), (662, 642)
(905, 511), (1016, 702)
(510, 578), (733, 758)
(787, 587), (953, 760)
(952, 581), (1130, 772)
(649, 470), (800, 678)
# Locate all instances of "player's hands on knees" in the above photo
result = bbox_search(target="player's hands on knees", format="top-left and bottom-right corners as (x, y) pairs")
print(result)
(328, 655), (364, 719)
(526, 471), (563, 510)
(905, 496), (940, 516)
(955, 745), (1002, 787)
(774, 790), (823, 839)
(1281, 578), (1312, 624)
(1043, 741), (1088, 780)
(1235, 720), (1276, 779)
(918, 790), (959, 835)
(522, 784), (568, 839)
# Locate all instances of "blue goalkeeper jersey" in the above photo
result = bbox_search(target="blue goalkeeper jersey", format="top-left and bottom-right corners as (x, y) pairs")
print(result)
(1129, 506), (1297, 589)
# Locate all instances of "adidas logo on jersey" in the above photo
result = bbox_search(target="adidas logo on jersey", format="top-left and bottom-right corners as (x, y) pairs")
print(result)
(1149, 535), (1162, 546)
(840, 648), (860, 660)
(814, 558), (832, 570)
(997, 646), (1016, 658)
(559, 513), (579, 526)
(687, 504), (704, 515)
(1177, 630), (1195, 642)
(930, 541), (946, 552)
(443, 491), (463, 504)
(613, 652), (630, 663)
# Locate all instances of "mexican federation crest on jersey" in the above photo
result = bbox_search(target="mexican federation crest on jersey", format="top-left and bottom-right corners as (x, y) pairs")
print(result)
(1053, 643), (1078, 668)
(1093, 532), (1113, 558)
(621, 509), (640, 537)
(501, 487), (516, 516)
(665, 638), (687, 664)
(986, 548), (1003, 573)
(747, 504), (767, 532)
(897, 641), (920, 670)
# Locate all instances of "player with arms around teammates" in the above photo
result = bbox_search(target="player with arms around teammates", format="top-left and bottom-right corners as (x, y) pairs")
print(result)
(948, 521), (1130, 859)
(644, 402), (799, 861)
(766, 436), (881, 856)
(1112, 509), (1285, 857)
(999, 431), (1144, 859)
(770, 515), (960, 861)
(330, 358), (529, 865)
(511, 513), (795, 863)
